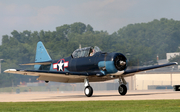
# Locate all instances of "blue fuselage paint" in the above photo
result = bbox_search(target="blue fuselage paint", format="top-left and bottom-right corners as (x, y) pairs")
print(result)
(39, 52), (127, 76)
(98, 61), (118, 73)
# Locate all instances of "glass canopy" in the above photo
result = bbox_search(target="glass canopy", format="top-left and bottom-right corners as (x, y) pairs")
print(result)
(72, 46), (101, 58)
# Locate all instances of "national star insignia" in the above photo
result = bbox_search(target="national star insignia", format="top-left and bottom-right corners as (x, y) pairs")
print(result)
(57, 60), (64, 71)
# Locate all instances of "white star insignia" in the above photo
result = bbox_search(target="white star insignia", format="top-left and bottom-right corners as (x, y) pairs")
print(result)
(57, 60), (64, 71)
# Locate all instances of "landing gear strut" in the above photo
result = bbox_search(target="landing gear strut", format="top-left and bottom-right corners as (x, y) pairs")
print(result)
(118, 76), (127, 95)
(84, 79), (93, 97)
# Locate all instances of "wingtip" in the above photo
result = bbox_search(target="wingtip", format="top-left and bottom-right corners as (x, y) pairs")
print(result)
(4, 69), (17, 73)
(174, 62), (178, 65)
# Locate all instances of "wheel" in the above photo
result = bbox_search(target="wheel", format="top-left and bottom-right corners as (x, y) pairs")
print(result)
(118, 84), (127, 95)
(45, 81), (49, 83)
(84, 86), (93, 97)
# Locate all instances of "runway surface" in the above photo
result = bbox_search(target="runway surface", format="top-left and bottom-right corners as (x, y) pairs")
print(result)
(0, 90), (180, 102)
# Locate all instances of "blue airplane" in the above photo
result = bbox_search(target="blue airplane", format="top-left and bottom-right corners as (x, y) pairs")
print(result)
(4, 41), (177, 97)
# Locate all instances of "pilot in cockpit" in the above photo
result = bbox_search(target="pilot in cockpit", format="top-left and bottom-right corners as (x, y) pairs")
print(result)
(90, 49), (95, 56)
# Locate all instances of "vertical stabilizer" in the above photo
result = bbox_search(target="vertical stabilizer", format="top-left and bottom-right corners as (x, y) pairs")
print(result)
(34, 41), (52, 70)
(35, 41), (51, 62)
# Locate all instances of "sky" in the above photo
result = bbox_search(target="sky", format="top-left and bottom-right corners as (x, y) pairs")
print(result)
(1, 0), (180, 43)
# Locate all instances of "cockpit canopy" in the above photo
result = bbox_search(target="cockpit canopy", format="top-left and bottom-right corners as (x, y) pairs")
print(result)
(72, 46), (101, 58)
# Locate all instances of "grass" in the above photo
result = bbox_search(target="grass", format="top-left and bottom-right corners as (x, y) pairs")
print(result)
(0, 100), (180, 112)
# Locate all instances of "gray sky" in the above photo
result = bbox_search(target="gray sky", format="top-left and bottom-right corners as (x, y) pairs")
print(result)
(1, 0), (180, 42)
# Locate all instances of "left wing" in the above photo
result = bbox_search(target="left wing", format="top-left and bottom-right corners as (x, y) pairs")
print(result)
(122, 62), (178, 76)
(4, 69), (105, 83)
(110, 62), (177, 77)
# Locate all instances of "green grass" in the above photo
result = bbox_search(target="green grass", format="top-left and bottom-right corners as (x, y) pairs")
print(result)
(0, 100), (180, 112)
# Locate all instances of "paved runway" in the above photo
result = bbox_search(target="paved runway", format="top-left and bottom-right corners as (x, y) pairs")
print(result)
(0, 90), (180, 102)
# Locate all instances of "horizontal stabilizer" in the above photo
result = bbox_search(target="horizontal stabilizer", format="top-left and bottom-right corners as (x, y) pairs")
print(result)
(20, 61), (52, 65)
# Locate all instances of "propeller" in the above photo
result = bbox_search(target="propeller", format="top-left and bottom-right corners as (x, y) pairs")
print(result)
(114, 54), (127, 71)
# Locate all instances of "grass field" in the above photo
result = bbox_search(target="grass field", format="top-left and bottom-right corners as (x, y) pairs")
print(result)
(0, 100), (180, 112)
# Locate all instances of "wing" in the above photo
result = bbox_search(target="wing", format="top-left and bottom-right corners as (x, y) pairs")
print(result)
(4, 62), (178, 83)
(122, 62), (178, 77)
(4, 69), (106, 83)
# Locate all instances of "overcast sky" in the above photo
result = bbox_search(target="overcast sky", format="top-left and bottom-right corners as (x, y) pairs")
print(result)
(1, 0), (180, 42)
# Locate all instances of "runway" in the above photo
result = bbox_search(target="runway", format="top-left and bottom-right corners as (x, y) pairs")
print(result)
(0, 90), (180, 102)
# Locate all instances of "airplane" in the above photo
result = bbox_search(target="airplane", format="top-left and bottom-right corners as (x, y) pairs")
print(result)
(4, 41), (178, 97)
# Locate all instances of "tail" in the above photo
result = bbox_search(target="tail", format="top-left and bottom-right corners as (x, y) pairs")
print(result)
(34, 41), (52, 70)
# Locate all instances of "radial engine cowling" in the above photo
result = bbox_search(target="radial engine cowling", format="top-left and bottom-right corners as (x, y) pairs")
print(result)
(98, 53), (128, 74)
(113, 53), (127, 71)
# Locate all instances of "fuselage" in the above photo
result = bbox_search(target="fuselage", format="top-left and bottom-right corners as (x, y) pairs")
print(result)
(39, 52), (127, 76)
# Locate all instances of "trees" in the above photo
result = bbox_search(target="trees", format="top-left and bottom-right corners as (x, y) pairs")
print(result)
(70, 22), (86, 34)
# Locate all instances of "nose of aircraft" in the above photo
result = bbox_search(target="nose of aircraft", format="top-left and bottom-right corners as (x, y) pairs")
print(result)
(114, 54), (127, 71)
(120, 61), (126, 66)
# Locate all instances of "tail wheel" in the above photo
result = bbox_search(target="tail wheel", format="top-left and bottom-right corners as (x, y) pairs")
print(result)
(84, 86), (93, 97)
(118, 84), (127, 95)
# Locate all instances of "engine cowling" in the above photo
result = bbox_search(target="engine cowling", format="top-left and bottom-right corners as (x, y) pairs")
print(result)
(113, 53), (127, 71)
(98, 53), (127, 74)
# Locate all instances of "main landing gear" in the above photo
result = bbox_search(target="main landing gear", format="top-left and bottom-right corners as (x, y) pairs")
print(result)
(118, 76), (127, 95)
(83, 77), (127, 97)
(84, 79), (93, 97)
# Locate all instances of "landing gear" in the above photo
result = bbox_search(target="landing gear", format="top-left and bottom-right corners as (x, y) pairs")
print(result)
(118, 76), (127, 95)
(118, 84), (127, 95)
(84, 79), (93, 97)
(84, 86), (93, 97)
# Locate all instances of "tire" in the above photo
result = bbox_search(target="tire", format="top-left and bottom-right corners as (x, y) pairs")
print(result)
(118, 84), (127, 95)
(84, 86), (93, 97)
